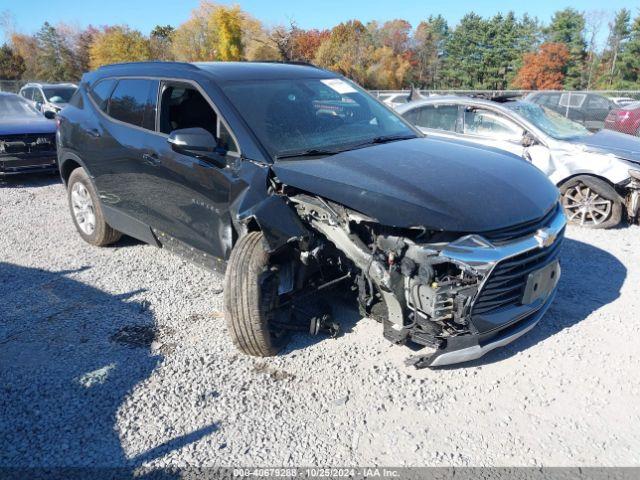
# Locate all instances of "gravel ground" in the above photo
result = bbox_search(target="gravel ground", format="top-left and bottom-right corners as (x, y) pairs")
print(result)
(1, 174), (640, 469)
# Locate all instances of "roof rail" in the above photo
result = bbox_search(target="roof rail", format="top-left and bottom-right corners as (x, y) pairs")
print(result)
(253, 60), (321, 68)
(98, 61), (200, 70)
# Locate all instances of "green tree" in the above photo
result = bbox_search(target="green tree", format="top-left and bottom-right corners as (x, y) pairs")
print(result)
(616, 13), (640, 87)
(599, 9), (631, 87)
(414, 15), (449, 88)
(34, 22), (77, 81)
(150, 24), (175, 61)
(545, 8), (587, 89)
(0, 43), (25, 79)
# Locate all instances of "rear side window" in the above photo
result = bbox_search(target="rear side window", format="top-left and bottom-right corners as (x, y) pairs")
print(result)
(108, 79), (158, 130)
(559, 93), (586, 109)
(406, 105), (459, 132)
(90, 79), (117, 111)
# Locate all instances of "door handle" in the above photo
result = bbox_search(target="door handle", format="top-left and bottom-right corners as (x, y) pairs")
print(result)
(87, 128), (101, 138)
(142, 153), (160, 166)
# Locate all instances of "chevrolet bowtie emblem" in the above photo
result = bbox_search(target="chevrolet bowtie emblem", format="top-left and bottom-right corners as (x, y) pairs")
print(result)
(534, 228), (556, 248)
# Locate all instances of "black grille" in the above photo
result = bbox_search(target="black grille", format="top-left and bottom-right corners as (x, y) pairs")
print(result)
(0, 133), (56, 154)
(481, 204), (559, 243)
(472, 229), (564, 315)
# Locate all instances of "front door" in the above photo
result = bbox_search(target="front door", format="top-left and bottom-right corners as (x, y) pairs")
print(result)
(141, 81), (241, 261)
(461, 107), (525, 157)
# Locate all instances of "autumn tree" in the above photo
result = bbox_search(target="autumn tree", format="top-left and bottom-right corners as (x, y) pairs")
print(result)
(545, 8), (587, 89)
(314, 20), (373, 86)
(512, 42), (569, 89)
(291, 29), (329, 62)
(212, 5), (243, 60)
(0, 43), (25, 79)
(9, 33), (38, 79)
(89, 26), (151, 69)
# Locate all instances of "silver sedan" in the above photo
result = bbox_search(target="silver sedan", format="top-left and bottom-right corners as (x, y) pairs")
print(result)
(396, 96), (640, 228)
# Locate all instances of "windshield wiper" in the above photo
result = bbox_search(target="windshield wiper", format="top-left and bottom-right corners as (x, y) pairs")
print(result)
(346, 134), (418, 150)
(275, 148), (339, 160)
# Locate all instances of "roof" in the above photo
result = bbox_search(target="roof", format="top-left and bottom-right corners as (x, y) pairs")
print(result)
(396, 95), (529, 111)
(94, 61), (336, 83)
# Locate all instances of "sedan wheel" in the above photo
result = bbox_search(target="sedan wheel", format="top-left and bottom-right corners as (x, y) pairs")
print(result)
(560, 176), (622, 229)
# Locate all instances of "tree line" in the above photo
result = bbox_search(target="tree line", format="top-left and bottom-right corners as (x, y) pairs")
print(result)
(1, 3), (639, 90)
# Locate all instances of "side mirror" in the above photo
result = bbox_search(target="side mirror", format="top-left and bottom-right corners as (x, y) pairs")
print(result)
(522, 132), (536, 147)
(43, 110), (56, 120)
(167, 127), (226, 167)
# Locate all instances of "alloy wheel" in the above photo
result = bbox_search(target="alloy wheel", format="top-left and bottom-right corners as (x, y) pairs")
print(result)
(71, 182), (96, 235)
(562, 183), (613, 227)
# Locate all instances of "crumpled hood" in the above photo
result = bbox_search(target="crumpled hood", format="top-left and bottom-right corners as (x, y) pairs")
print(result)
(0, 116), (56, 136)
(273, 137), (559, 233)
(566, 129), (640, 165)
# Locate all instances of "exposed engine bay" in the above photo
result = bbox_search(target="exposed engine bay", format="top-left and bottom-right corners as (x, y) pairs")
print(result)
(278, 192), (486, 362)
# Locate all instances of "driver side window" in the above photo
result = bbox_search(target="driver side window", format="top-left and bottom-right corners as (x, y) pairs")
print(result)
(159, 82), (239, 154)
(463, 108), (523, 142)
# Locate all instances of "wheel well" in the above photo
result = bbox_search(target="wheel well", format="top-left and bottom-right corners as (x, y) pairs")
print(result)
(60, 159), (81, 185)
(556, 173), (618, 191)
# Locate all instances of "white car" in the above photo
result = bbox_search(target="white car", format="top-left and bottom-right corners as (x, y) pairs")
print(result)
(19, 83), (77, 115)
(397, 96), (640, 228)
(377, 92), (411, 109)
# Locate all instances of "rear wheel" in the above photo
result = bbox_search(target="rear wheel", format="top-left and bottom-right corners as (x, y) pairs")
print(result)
(560, 175), (622, 229)
(67, 168), (122, 246)
(223, 232), (290, 356)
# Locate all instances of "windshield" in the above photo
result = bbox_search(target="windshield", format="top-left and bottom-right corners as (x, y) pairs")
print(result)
(0, 95), (40, 117)
(220, 77), (417, 158)
(507, 102), (591, 140)
(43, 87), (76, 104)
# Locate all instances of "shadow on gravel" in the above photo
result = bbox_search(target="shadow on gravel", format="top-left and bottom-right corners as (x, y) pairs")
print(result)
(0, 172), (61, 188)
(0, 263), (214, 476)
(450, 237), (627, 368)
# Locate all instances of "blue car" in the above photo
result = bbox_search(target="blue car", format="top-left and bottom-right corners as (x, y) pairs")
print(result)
(0, 92), (57, 176)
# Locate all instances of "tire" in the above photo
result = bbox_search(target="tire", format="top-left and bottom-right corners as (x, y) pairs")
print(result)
(67, 167), (122, 246)
(560, 175), (622, 229)
(224, 231), (289, 357)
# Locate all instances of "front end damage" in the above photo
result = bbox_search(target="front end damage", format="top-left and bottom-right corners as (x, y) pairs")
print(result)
(0, 133), (57, 176)
(622, 173), (640, 223)
(273, 192), (567, 368)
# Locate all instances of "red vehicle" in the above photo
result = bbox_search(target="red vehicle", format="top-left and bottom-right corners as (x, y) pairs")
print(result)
(604, 102), (640, 136)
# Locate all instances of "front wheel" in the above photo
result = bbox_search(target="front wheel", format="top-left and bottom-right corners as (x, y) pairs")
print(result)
(223, 232), (290, 357)
(560, 175), (622, 229)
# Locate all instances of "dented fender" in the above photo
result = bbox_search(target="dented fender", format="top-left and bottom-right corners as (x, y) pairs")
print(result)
(228, 159), (309, 254)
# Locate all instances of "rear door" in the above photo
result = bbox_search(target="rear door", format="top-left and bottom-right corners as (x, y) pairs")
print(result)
(402, 104), (461, 140)
(83, 77), (161, 228)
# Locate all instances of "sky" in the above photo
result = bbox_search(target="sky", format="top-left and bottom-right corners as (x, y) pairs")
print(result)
(0, 0), (635, 40)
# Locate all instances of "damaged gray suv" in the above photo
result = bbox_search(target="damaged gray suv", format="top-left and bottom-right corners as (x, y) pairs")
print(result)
(57, 61), (566, 367)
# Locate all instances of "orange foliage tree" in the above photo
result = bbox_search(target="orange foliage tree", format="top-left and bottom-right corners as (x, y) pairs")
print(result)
(512, 42), (569, 89)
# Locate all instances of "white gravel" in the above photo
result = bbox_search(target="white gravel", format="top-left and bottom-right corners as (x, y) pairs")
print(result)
(1, 174), (640, 468)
